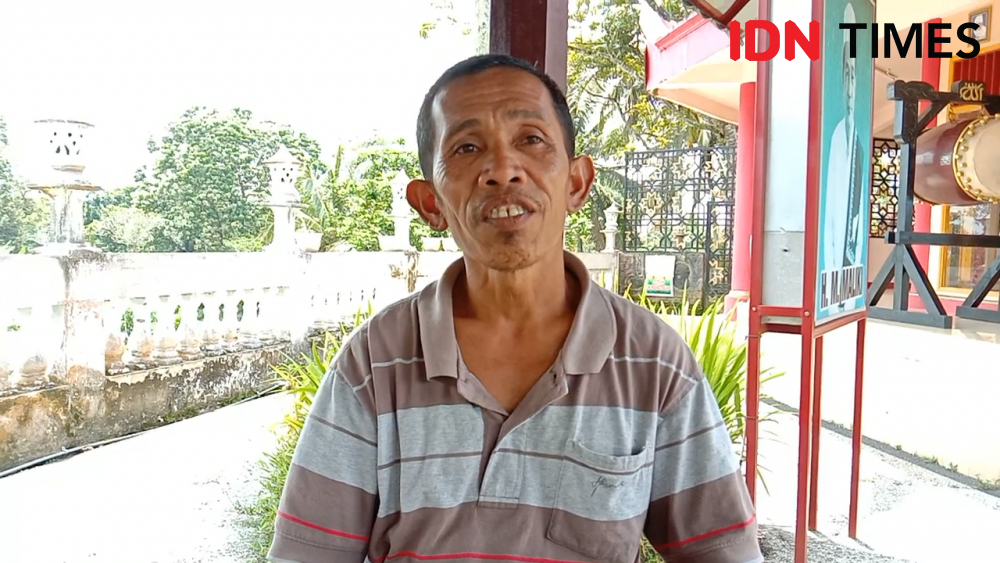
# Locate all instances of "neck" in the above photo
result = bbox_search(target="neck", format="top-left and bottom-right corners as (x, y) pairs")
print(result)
(455, 248), (578, 326)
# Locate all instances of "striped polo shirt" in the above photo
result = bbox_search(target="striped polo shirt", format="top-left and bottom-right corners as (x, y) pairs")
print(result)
(269, 251), (761, 563)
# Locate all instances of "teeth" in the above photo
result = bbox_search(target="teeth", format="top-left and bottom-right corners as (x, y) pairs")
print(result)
(489, 204), (526, 219)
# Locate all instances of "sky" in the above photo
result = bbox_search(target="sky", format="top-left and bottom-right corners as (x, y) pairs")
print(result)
(0, 0), (478, 189)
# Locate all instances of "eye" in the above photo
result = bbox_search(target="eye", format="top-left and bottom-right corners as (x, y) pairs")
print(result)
(524, 135), (543, 144)
(454, 143), (478, 154)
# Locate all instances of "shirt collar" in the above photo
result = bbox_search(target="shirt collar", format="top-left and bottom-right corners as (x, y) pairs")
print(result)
(417, 251), (617, 379)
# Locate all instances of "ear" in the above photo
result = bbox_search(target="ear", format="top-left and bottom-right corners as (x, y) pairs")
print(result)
(566, 154), (596, 213)
(406, 179), (449, 231)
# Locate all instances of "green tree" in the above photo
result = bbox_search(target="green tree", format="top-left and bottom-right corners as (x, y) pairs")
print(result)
(569, 0), (724, 158)
(418, 0), (487, 51)
(83, 185), (154, 252)
(133, 107), (322, 252)
(331, 138), (440, 251)
(85, 203), (166, 252)
(0, 117), (49, 253)
(566, 0), (732, 250)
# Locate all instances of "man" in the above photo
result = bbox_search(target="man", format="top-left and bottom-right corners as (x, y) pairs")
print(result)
(822, 1), (866, 312)
(268, 54), (761, 563)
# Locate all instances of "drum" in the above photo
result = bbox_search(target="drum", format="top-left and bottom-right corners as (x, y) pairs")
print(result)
(914, 113), (1000, 206)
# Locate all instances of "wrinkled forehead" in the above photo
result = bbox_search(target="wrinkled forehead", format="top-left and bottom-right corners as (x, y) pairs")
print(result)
(430, 68), (555, 133)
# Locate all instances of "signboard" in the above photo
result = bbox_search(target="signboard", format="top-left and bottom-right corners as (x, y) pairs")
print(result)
(815, 0), (875, 323)
(759, 0), (811, 312)
(644, 254), (676, 297)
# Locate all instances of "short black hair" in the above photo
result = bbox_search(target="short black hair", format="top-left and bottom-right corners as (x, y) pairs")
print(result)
(415, 54), (576, 181)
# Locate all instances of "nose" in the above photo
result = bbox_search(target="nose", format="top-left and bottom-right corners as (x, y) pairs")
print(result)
(479, 144), (523, 188)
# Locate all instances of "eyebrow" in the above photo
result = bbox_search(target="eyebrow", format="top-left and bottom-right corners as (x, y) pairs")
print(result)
(442, 109), (547, 141)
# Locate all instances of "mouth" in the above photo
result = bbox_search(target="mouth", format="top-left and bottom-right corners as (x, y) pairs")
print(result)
(481, 196), (536, 230)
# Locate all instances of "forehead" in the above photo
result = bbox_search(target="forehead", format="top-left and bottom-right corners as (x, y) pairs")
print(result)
(431, 67), (556, 126)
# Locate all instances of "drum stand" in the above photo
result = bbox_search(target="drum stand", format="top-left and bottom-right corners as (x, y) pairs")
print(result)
(868, 80), (1000, 328)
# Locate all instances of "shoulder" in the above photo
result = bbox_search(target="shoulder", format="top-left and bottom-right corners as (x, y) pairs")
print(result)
(599, 287), (690, 354)
(329, 291), (421, 388)
(597, 288), (705, 413)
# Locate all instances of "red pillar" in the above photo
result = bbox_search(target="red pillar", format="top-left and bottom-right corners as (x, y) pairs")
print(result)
(489, 0), (569, 91)
(726, 82), (756, 313)
(913, 19), (941, 272)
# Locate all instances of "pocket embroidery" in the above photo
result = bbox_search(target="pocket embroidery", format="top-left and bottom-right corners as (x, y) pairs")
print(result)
(546, 440), (654, 563)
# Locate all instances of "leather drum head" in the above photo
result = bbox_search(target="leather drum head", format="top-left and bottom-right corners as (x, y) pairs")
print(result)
(956, 114), (1000, 203)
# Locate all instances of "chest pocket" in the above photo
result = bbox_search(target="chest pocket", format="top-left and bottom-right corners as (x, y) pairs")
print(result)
(546, 439), (654, 563)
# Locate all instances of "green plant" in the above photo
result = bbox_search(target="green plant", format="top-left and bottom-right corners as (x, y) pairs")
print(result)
(627, 288), (782, 449)
(274, 331), (343, 434)
(237, 304), (373, 561)
(629, 289), (781, 563)
(640, 536), (663, 563)
(239, 429), (298, 561)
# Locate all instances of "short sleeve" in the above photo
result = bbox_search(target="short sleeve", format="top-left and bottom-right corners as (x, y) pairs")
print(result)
(643, 375), (762, 562)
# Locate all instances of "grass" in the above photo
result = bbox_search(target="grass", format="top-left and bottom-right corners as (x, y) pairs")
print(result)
(237, 429), (299, 561)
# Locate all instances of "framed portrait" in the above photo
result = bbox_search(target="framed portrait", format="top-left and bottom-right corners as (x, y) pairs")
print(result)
(969, 6), (991, 42)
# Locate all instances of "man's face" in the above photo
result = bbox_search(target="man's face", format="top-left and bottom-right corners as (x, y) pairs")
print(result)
(407, 67), (594, 271)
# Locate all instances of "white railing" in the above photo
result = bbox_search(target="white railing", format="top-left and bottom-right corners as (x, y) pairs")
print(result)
(0, 251), (616, 396)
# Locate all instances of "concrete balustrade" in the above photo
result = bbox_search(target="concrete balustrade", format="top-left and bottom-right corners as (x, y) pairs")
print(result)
(0, 250), (617, 471)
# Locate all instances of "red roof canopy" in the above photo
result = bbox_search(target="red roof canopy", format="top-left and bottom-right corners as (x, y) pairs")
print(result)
(681, 0), (754, 28)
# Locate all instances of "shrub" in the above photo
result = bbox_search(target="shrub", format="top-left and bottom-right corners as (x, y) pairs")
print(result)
(240, 430), (299, 561)
(628, 290), (783, 451)
(238, 308), (370, 562)
(628, 290), (782, 562)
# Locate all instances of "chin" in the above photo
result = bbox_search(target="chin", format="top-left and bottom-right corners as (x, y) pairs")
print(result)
(464, 243), (539, 272)
(484, 248), (537, 272)
(461, 229), (563, 272)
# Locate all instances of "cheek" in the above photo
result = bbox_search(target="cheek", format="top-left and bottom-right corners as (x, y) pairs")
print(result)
(434, 188), (470, 222)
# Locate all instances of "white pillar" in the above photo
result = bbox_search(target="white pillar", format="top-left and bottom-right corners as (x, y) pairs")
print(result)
(264, 145), (305, 252)
(28, 119), (102, 254)
(379, 170), (414, 251)
(602, 203), (619, 253)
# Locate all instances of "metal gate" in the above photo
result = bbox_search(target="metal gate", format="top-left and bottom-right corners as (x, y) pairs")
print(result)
(621, 146), (737, 300)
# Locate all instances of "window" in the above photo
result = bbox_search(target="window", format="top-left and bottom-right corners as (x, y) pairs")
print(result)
(940, 204), (1000, 290)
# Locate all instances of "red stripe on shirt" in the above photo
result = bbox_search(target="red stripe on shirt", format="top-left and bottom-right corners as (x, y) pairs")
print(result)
(373, 551), (590, 563)
(655, 513), (756, 550)
(277, 510), (369, 541)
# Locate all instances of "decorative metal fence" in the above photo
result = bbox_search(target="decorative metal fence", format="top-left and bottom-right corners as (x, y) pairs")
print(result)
(621, 146), (737, 298)
(605, 138), (901, 300)
(870, 137), (902, 237)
